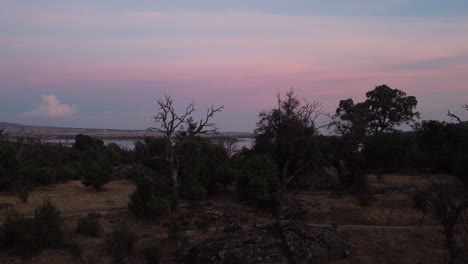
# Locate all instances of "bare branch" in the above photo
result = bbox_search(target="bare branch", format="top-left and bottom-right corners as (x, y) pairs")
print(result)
(447, 110), (463, 124)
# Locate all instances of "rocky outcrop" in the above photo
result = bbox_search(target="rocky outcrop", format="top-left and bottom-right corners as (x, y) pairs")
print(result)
(282, 196), (319, 220)
(181, 220), (350, 264)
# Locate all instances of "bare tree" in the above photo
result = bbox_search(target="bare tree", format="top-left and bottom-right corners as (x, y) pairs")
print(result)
(447, 103), (467, 125)
(426, 177), (468, 264)
(148, 94), (223, 197)
(255, 89), (323, 222)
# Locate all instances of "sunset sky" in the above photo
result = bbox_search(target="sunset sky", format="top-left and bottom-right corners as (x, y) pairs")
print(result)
(1, 0), (467, 132)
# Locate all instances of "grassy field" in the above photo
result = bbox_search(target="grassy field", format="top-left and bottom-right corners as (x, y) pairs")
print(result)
(0, 175), (467, 263)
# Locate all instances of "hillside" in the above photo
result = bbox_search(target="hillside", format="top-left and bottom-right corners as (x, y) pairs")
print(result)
(0, 122), (253, 139)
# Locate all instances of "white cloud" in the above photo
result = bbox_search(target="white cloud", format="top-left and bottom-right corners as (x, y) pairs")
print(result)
(22, 94), (78, 117)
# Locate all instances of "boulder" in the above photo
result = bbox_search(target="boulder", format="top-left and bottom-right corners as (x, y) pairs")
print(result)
(281, 196), (319, 220)
(181, 220), (350, 264)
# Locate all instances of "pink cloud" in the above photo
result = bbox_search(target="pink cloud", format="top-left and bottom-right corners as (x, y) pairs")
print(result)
(21, 95), (78, 118)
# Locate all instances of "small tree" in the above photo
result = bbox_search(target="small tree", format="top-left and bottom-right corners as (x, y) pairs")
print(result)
(426, 177), (468, 264)
(255, 88), (322, 221)
(80, 159), (111, 191)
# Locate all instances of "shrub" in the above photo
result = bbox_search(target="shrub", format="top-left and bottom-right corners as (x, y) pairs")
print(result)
(67, 240), (82, 259)
(33, 200), (64, 248)
(56, 165), (78, 181)
(141, 240), (161, 264)
(105, 223), (137, 264)
(80, 161), (111, 191)
(128, 172), (175, 219)
(17, 189), (29, 203)
(194, 214), (212, 234)
(166, 223), (188, 255)
(2, 200), (64, 256)
(181, 183), (207, 203)
(34, 167), (56, 185)
(236, 155), (280, 210)
(3, 210), (39, 255)
(76, 214), (102, 237)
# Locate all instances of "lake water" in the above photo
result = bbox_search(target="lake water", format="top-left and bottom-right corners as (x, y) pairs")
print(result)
(45, 137), (254, 151)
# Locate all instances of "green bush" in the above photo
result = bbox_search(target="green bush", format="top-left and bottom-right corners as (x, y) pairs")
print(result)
(80, 161), (111, 191)
(141, 240), (161, 264)
(34, 167), (56, 185)
(128, 171), (175, 219)
(236, 155), (280, 210)
(181, 183), (207, 203)
(2, 200), (64, 256)
(76, 214), (102, 237)
(56, 165), (78, 181)
(33, 200), (64, 248)
(3, 211), (39, 255)
(105, 223), (137, 264)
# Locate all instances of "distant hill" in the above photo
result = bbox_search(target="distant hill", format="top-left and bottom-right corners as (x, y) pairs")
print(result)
(0, 122), (253, 139)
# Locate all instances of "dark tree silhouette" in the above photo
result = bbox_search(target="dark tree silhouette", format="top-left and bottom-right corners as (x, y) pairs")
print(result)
(331, 85), (420, 182)
(426, 177), (468, 264)
(255, 88), (322, 222)
(333, 84), (419, 139)
(148, 94), (223, 200)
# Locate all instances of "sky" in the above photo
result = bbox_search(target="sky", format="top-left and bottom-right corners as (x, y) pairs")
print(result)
(1, 0), (468, 132)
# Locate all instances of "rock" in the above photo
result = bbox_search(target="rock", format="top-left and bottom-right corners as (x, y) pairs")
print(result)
(282, 196), (319, 220)
(181, 220), (350, 264)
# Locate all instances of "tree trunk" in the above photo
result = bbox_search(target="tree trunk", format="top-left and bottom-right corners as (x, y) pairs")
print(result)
(170, 164), (179, 209)
(276, 183), (286, 224)
(444, 225), (457, 264)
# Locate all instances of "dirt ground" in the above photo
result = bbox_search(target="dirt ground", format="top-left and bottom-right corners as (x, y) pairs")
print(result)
(0, 175), (467, 264)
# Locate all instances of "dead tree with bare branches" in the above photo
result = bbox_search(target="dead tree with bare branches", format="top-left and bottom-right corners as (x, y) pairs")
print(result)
(148, 94), (223, 200)
(426, 177), (468, 264)
(447, 104), (467, 124)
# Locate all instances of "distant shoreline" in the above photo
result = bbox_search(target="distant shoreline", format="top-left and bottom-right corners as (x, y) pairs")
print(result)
(0, 121), (254, 140)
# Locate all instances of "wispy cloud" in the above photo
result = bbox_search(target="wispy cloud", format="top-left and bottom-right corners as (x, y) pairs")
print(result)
(21, 94), (78, 118)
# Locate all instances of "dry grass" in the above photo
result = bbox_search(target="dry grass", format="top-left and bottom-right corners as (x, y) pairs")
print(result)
(1, 174), (467, 264)
(0, 180), (135, 221)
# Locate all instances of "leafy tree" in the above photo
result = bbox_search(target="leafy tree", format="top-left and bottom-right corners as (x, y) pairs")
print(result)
(128, 168), (175, 219)
(333, 84), (419, 140)
(237, 155), (280, 210)
(331, 85), (420, 182)
(254, 88), (322, 220)
(73, 134), (104, 151)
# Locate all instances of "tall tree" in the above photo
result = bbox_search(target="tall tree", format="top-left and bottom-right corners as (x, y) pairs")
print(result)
(333, 84), (420, 139)
(331, 84), (420, 182)
(255, 89), (322, 221)
(148, 94), (223, 197)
